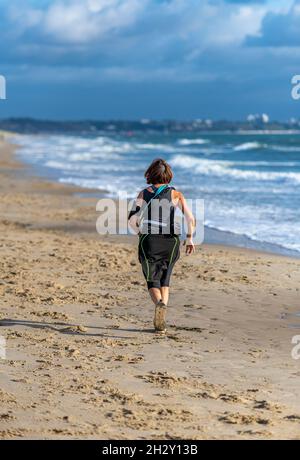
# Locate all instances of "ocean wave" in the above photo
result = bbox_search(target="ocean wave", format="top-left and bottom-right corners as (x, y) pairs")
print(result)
(135, 142), (177, 153)
(271, 145), (300, 152)
(205, 222), (300, 253)
(59, 177), (137, 197)
(233, 141), (300, 153)
(170, 155), (300, 184)
(177, 138), (209, 146)
(204, 202), (300, 253)
(44, 160), (140, 173)
(17, 134), (133, 156)
(233, 142), (266, 151)
(224, 160), (299, 167)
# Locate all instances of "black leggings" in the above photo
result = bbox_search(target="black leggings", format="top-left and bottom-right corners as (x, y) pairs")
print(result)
(138, 234), (180, 289)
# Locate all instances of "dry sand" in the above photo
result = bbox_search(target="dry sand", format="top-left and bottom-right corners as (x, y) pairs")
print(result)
(1, 135), (300, 440)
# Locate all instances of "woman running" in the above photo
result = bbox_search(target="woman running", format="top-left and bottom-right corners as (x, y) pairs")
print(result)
(128, 158), (195, 333)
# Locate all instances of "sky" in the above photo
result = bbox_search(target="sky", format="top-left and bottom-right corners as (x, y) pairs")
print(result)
(0, 0), (300, 120)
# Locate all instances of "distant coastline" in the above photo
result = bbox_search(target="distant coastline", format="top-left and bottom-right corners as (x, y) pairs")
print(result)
(1, 117), (300, 135)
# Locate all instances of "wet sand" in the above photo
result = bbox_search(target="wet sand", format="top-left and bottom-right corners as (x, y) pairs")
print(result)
(1, 135), (300, 439)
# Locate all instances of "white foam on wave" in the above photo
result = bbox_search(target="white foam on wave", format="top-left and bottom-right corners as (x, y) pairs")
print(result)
(177, 138), (209, 146)
(135, 142), (177, 153)
(59, 177), (137, 198)
(235, 142), (300, 153)
(16, 134), (132, 158)
(204, 200), (300, 252)
(170, 154), (300, 184)
(234, 142), (266, 151)
(45, 160), (139, 173)
(232, 141), (300, 152)
(271, 145), (300, 152)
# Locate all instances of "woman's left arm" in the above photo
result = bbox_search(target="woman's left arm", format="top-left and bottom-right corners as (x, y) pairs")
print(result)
(128, 191), (144, 235)
(173, 190), (196, 254)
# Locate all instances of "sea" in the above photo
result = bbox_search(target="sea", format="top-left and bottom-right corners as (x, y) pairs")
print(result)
(13, 130), (300, 257)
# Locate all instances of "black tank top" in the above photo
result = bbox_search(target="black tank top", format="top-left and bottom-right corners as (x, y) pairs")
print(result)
(141, 185), (177, 235)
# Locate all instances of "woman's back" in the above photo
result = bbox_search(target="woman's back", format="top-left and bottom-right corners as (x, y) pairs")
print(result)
(140, 185), (179, 235)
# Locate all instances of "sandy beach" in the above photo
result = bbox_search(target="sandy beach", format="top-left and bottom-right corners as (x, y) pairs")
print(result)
(1, 135), (300, 440)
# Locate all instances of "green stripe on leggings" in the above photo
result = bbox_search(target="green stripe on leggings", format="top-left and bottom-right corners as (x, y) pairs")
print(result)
(140, 234), (150, 281)
(169, 236), (179, 265)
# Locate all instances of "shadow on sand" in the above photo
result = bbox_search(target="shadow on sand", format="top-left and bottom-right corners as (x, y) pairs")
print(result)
(0, 318), (154, 338)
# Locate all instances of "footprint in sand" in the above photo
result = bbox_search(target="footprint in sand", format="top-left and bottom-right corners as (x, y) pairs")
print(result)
(218, 412), (271, 426)
(253, 400), (282, 413)
(169, 325), (204, 333)
(237, 429), (272, 437)
(284, 415), (300, 422)
(137, 372), (187, 389)
(113, 355), (144, 364)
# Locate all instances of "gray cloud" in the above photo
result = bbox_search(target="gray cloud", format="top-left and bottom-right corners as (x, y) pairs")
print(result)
(0, 0), (298, 120)
(246, 1), (300, 46)
(0, 0), (271, 78)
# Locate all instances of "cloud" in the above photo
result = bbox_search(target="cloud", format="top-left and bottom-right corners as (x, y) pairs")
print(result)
(0, 0), (293, 86)
(3, 0), (145, 45)
(43, 0), (145, 44)
(0, 1), (268, 58)
(246, 1), (300, 46)
(1, 0), (298, 120)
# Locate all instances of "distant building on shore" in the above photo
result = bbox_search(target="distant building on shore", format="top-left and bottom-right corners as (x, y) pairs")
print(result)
(247, 113), (269, 124)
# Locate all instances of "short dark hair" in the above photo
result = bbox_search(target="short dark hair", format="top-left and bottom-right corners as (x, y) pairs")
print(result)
(144, 158), (173, 184)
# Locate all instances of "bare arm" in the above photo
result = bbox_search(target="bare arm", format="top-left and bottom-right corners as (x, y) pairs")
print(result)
(128, 191), (144, 235)
(173, 190), (196, 254)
